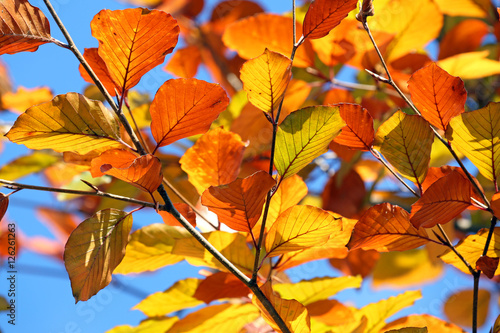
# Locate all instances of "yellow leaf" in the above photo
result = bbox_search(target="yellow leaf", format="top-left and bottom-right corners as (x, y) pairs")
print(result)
(6, 93), (123, 154)
(446, 102), (500, 182)
(440, 227), (500, 276)
(382, 314), (466, 333)
(374, 110), (434, 185)
(0, 152), (59, 181)
(106, 317), (178, 333)
(64, 209), (133, 302)
(1, 86), (52, 113)
(370, 0), (443, 61)
(434, 0), (487, 17)
(444, 289), (490, 328)
(172, 231), (254, 274)
(114, 224), (190, 274)
(437, 51), (500, 79)
(273, 276), (362, 306)
(240, 49), (292, 113)
(133, 278), (203, 316)
(167, 303), (259, 333)
(265, 205), (343, 257)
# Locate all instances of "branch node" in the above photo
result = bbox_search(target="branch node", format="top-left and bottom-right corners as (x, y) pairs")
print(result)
(80, 179), (100, 193)
(356, 0), (374, 23)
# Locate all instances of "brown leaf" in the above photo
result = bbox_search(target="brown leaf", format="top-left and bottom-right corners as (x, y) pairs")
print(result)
(193, 272), (250, 304)
(303, 0), (358, 40)
(322, 168), (365, 218)
(333, 103), (374, 151)
(476, 256), (500, 279)
(443, 289), (490, 328)
(0, 193), (8, 223)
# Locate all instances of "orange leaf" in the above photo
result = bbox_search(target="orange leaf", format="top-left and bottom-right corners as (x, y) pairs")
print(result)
(443, 289), (490, 328)
(408, 63), (466, 131)
(159, 203), (196, 227)
(201, 171), (275, 232)
(310, 19), (357, 67)
(209, 0), (264, 34)
(0, 0), (51, 55)
(492, 192), (500, 219)
(1, 86), (53, 113)
(302, 0), (358, 40)
(382, 314), (466, 333)
(333, 103), (374, 151)
(165, 45), (202, 78)
(179, 128), (246, 195)
(222, 13), (315, 68)
(476, 256), (499, 279)
(330, 248), (380, 278)
(37, 208), (79, 242)
(348, 203), (431, 252)
(0, 193), (8, 223)
(90, 149), (138, 178)
(79, 48), (118, 97)
(307, 299), (355, 326)
(91, 8), (179, 93)
(438, 19), (489, 60)
(193, 272), (250, 304)
(150, 78), (229, 148)
(410, 170), (481, 228)
(421, 166), (460, 193)
(322, 168), (365, 218)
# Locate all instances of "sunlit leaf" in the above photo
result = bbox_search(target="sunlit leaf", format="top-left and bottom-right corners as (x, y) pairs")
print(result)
(437, 51), (500, 79)
(382, 314), (466, 333)
(167, 303), (259, 333)
(165, 45), (202, 79)
(0, 152), (59, 181)
(434, 0), (487, 17)
(193, 272), (250, 304)
(179, 128), (246, 195)
(252, 282), (311, 333)
(302, 0), (358, 39)
(0, 193), (8, 222)
(64, 209), (133, 302)
(159, 203), (196, 227)
(493, 314), (500, 333)
(37, 207), (79, 243)
(91, 8), (179, 93)
(438, 19), (489, 60)
(201, 171), (275, 232)
(440, 227), (500, 276)
(421, 166), (462, 193)
(240, 49), (292, 113)
(322, 168), (365, 218)
(1, 86), (52, 113)
(408, 63), (466, 131)
(476, 256), (499, 279)
(114, 224), (190, 274)
(265, 205), (343, 257)
(443, 289), (490, 328)
(307, 299), (356, 327)
(0, 0), (51, 55)
(275, 106), (344, 179)
(333, 103), (374, 151)
(79, 48), (118, 97)
(6, 93), (123, 154)
(150, 78), (229, 148)
(106, 317), (178, 333)
(349, 203), (432, 252)
(273, 275), (362, 306)
(491, 192), (500, 221)
(134, 278), (203, 316)
(374, 110), (434, 185)
(222, 13), (315, 68)
(385, 328), (427, 333)
(446, 102), (500, 182)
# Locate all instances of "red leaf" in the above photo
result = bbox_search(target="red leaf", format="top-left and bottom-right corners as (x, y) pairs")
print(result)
(303, 0), (358, 40)
(476, 256), (500, 279)
(0, 193), (8, 223)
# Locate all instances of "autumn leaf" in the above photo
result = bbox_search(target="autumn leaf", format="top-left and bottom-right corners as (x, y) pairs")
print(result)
(150, 78), (229, 148)
(307, 300), (356, 327)
(107, 317), (178, 333)
(1, 86), (53, 113)
(134, 278), (203, 316)
(333, 103), (374, 151)
(349, 203), (433, 252)
(0, 0), (52, 55)
(322, 168), (366, 218)
(179, 128), (246, 195)
(193, 272), (250, 304)
(240, 49), (292, 113)
(434, 0), (487, 17)
(0, 152), (59, 181)
(408, 63), (466, 131)
(265, 205), (343, 257)
(440, 227), (500, 276)
(446, 102), (500, 182)
(476, 256), (499, 279)
(302, 0), (358, 40)
(275, 106), (345, 179)
(64, 209), (133, 302)
(201, 171), (275, 232)
(114, 224), (190, 274)
(374, 110), (434, 185)
(222, 13), (315, 68)
(165, 45), (202, 79)
(443, 289), (490, 328)
(37, 207), (79, 242)
(253, 282), (311, 333)
(91, 8), (179, 94)
(382, 314), (466, 333)
(79, 48), (118, 96)
(6, 93), (123, 154)
(159, 203), (196, 227)
(437, 51), (500, 79)
(0, 193), (8, 222)
(438, 19), (489, 60)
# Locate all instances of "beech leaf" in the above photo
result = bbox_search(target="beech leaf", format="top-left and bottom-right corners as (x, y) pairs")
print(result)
(0, 193), (8, 222)
(333, 103), (374, 151)
(382, 314), (466, 333)
(302, 0), (358, 40)
(79, 48), (118, 97)
(443, 289), (490, 328)
(64, 209), (133, 302)
(6, 93), (123, 154)
(476, 256), (499, 279)
(193, 272), (250, 304)
(437, 50), (500, 79)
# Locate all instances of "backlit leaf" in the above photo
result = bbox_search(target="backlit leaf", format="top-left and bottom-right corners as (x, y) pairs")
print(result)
(193, 272), (250, 304)
(476, 256), (499, 279)
(437, 51), (500, 79)
(240, 49), (292, 113)
(265, 205), (343, 257)
(150, 78), (229, 148)
(302, 0), (358, 40)
(201, 171), (275, 232)
(6, 93), (123, 154)
(491, 192), (500, 220)
(0, 0), (51, 55)
(37, 207), (79, 242)
(440, 227), (500, 276)
(275, 106), (344, 179)
(438, 19), (489, 60)
(1, 86), (52, 113)
(333, 103), (374, 151)
(159, 203), (196, 227)
(79, 48), (118, 96)
(114, 224), (190, 274)
(273, 276), (362, 306)
(222, 13), (315, 68)
(0, 193), (8, 222)
(64, 209), (133, 302)
(253, 282), (311, 333)
(408, 63), (466, 131)
(446, 102), (500, 182)
(167, 303), (259, 333)
(91, 8), (179, 93)
(307, 300), (356, 327)
(134, 278), (203, 316)
(374, 110), (434, 184)
(106, 317), (178, 333)
(383, 314), (466, 333)
(443, 289), (490, 328)
(434, 0), (487, 17)
(179, 128), (246, 195)
(349, 203), (432, 252)
(165, 45), (202, 79)
(0, 152), (59, 181)
(322, 168), (365, 218)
